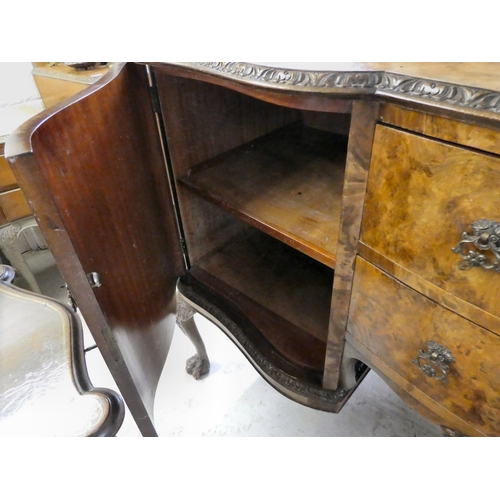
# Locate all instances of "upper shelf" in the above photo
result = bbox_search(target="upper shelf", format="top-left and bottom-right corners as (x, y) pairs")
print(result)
(178, 124), (347, 269)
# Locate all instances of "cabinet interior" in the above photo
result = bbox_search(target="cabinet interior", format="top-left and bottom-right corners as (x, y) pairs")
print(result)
(157, 71), (351, 376)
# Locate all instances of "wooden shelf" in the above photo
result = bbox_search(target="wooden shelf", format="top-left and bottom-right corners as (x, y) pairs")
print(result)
(193, 228), (333, 372)
(178, 124), (348, 268)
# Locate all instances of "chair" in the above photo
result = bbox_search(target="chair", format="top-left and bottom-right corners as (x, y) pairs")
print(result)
(0, 216), (45, 294)
(0, 264), (124, 436)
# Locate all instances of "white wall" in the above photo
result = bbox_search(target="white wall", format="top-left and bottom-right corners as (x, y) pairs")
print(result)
(0, 63), (41, 107)
(0, 63), (44, 137)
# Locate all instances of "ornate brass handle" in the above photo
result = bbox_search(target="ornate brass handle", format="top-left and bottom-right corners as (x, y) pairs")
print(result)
(452, 219), (500, 271)
(412, 341), (455, 383)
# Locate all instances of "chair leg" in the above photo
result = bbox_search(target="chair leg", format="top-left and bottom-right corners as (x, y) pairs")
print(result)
(0, 222), (41, 294)
(176, 294), (210, 380)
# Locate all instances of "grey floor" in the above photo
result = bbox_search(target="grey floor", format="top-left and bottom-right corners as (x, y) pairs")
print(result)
(18, 248), (442, 437)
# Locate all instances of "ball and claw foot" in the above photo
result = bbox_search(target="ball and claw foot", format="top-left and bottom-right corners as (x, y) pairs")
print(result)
(186, 354), (210, 380)
(177, 295), (211, 380)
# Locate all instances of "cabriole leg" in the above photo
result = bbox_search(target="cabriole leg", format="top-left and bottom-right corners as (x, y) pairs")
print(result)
(176, 294), (210, 379)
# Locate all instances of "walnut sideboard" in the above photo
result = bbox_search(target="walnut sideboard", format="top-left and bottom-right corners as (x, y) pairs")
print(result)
(7, 62), (500, 437)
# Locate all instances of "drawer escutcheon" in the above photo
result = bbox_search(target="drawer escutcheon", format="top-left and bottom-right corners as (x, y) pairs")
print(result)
(412, 341), (455, 383)
(452, 219), (500, 271)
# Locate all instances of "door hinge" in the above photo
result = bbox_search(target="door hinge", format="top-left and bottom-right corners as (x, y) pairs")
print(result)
(144, 64), (191, 271)
(149, 86), (162, 114)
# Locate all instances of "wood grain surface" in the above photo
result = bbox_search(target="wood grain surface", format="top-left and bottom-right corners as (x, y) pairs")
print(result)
(380, 103), (500, 156)
(348, 258), (500, 436)
(362, 124), (500, 321)
(323, 101), (380, 390)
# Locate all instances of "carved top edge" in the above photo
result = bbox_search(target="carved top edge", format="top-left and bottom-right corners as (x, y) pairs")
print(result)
(165, 62), (500, 117)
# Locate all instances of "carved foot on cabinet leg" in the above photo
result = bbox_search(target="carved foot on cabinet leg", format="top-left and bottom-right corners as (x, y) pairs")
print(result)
(186, 353), (210, 380)
(177, 295), (210, 380)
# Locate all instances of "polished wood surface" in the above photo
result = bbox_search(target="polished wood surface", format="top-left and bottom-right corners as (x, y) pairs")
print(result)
(358, 242), (500, 339)
(179, 125), (347, 268)
(323, 101), (380, 390)
(346, 333), (483, 437)
(348, 258), (500, 436)
(362, 124), (500, 321)
(6, 63), (185, 436)
(380, 103), (500, 156)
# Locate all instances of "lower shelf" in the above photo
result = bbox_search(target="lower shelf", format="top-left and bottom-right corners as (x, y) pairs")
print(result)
(178, 270), (368, 413)
(195, 228), (333, 373)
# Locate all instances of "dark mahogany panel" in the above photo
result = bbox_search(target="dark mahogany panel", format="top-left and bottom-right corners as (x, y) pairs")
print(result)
(6, 63), (185, 436)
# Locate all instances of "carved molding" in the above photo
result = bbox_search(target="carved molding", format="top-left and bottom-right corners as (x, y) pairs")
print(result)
(176, 296), (196, 324)
(0, 222), (22, 245)
(192, 62), (500, 115)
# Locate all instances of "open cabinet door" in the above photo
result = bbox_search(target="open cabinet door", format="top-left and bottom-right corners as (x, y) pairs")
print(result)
(5, 63), (185, 436)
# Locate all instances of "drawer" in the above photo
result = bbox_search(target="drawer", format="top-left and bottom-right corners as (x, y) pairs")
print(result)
(348, 257), (500, 436)
(362, 124), (500, 320)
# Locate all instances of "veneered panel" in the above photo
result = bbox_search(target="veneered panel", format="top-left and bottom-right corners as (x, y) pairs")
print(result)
(348, 258), (500, 436)
(362, 125), (500, 320)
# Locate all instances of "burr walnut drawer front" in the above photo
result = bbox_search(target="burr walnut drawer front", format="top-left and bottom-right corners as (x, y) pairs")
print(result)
(348, 257), (500, 436)
(361, 124), (500, 320)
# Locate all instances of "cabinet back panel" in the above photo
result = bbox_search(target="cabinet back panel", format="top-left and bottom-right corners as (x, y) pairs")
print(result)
(155, 71), (301, 175)
(155, 71), (301, 263)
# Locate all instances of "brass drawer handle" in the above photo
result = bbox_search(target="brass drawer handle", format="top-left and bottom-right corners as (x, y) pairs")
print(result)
(452, 219), (500, 271)
(412, 341), (455, 383)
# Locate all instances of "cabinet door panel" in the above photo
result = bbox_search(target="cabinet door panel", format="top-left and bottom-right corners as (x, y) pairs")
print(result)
(6, 63), (185, 435)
